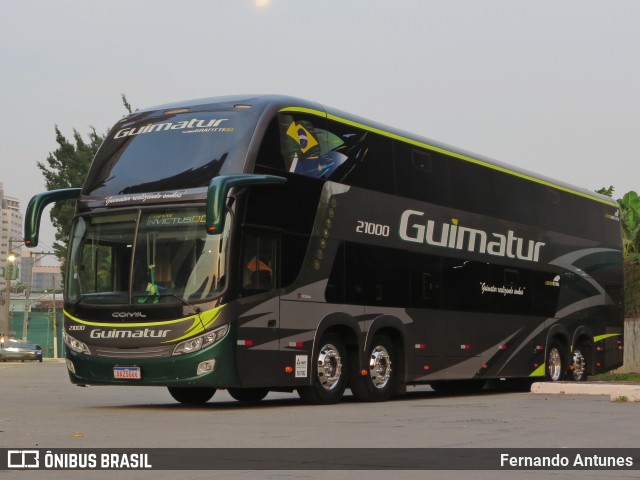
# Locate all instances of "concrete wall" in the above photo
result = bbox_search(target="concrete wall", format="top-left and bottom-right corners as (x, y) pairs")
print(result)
(619, 317), (640, 373)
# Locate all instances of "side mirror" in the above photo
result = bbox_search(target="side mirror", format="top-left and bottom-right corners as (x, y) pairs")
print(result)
(24, 188), (81, 247)
(206, 174), (286, 234)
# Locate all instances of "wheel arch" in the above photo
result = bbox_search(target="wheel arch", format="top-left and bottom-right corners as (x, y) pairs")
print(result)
(314, 312), (362, 365)
(546, 324), (570, 353)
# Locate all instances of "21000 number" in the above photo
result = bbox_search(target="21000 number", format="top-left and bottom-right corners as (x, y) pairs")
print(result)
(356, 221), (390, 237)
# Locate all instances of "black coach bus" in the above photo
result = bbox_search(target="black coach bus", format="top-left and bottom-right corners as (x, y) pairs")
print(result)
(24, 95), (624, 404)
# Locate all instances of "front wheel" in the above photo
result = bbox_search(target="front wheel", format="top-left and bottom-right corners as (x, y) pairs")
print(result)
(350, 335), (395, 402)
(297, 334), (347, 404)
(228, 388), (269, 402)
(168, 386), (216, 405)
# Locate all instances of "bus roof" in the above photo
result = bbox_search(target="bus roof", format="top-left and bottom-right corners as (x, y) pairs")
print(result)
(128, 94), (617, 208)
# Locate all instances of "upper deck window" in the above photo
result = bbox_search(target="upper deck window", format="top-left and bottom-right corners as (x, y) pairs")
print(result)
(257, 113), (395, 194)
(84, 110), (258, 196)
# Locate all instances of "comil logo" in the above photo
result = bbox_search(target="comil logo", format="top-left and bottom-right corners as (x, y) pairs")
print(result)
(605, 210), (620, 222)
(545, 275), (561, 287)
(112, 312), (147, 318)
(8, 450), (39, 468)
(399, 209), (546, 263)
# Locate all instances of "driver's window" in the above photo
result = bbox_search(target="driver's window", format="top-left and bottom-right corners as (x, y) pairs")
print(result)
(241, 234), (276, 293)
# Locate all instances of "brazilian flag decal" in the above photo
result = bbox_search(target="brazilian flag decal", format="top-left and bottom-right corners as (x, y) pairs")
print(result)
(286, 121), (318, 153)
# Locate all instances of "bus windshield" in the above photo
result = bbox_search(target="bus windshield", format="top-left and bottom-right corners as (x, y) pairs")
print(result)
(83, 110), (257, 196)
(67, 208), (228, 305)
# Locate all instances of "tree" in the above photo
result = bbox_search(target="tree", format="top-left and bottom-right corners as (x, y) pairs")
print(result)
(37, 95), (134, 266)
(619, 191), (640, 261)
(599, 186), (640, 316)
(598, 186), (640, 260)
(596, 185), (615, 198)
(36, 127), (104, 265)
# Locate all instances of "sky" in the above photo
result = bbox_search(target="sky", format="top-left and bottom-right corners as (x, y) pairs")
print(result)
(1, 0), (639, 260)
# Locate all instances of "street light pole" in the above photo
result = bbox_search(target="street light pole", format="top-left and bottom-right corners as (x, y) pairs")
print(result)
(2, 238), (15, 338)
(52, 274), (58, 358)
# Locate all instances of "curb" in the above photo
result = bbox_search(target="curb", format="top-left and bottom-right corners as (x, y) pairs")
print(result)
(531, 382), (640, 402)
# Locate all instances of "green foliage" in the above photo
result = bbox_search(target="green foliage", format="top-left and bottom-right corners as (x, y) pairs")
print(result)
(597, 185), (615, 197)
(121, 93), (133, 114)
(36, 127), (104, 265)
(625, 259), (640, 317)
(604, 188), (640, 316)
(593, 372), (640, 382)
(36, 95), (134, 268)
(620, 191), (640, 261)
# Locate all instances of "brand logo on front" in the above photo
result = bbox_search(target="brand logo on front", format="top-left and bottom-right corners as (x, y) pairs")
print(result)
(399, 209), (546, 262)
(90, 328), (170, 339)
(114, 118), (230, 138)
(112, 312), (147, 318)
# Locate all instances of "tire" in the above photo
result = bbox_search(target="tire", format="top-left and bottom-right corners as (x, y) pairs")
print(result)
(167, 386), (216, 405)
(350, 334), (395, 402)
(297, 334), (347, 404)
(228, 388), (269, 402)
(545, 341), (566, 382)
(569, 346), (588, 382)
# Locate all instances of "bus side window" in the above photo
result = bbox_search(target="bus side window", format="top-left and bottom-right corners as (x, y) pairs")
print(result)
(255, 117), (287, 171)
(242, 234), (276, 294)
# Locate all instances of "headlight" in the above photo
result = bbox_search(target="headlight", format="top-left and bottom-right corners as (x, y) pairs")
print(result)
(63, 331), (91, 355)
(172, 324), (229, 356)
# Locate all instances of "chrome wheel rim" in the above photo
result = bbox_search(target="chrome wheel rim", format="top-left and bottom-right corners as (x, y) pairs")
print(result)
(369, 345), (392, 389)
(317, 344), (342, 391)
(571, 349), (586, 380)
(548, 347), (562, 381)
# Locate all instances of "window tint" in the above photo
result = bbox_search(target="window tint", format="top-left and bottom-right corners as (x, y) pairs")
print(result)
(324, 241), (560, 318)
(265, 113), (395, 194)
(324, 119), (395, 194)
(394, 143), (451, 205)
(449, 159), (496, 216)
(281, 233), (308, 288)
(85, 111), (255, 196)
(241, 234), (276, 294)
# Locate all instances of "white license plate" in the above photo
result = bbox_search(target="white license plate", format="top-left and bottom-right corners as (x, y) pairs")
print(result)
(113, 366), (141, 380)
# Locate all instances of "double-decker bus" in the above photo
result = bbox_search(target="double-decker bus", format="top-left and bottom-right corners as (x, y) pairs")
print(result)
(24, 95), (624, 404)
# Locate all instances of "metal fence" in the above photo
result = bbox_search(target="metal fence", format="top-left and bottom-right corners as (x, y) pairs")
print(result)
(5, 311), (64, 358)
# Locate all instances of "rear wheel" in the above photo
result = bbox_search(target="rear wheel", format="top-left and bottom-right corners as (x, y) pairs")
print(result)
(297, 334), (347, 404)
(228, 388), (269, 402)
(569, 347), (588, 382)
(350, 335), (395, 402)
(545, 341), (566, 382)
(168, 387), (216, 405)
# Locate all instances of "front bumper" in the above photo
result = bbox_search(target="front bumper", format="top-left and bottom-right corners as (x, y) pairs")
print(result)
(65, 334), (238, 387)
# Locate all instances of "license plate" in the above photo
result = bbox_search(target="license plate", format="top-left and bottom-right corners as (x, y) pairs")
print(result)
(113, 366), (141, 380)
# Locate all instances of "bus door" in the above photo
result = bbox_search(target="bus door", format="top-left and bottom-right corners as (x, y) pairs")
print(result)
(235, 232), (283, 387)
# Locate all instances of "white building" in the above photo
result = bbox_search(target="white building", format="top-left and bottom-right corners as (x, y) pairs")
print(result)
(20, 251), (63, 291)
(1, 182), (23, 291)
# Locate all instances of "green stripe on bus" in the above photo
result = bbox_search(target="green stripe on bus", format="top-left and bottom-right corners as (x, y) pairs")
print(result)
(593, 333), (621, 343)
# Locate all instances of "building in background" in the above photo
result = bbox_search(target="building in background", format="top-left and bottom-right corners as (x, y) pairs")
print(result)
(20, 251), (63, 291)
(1, 182), (23, 290)
(2, 182), (24, 335)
